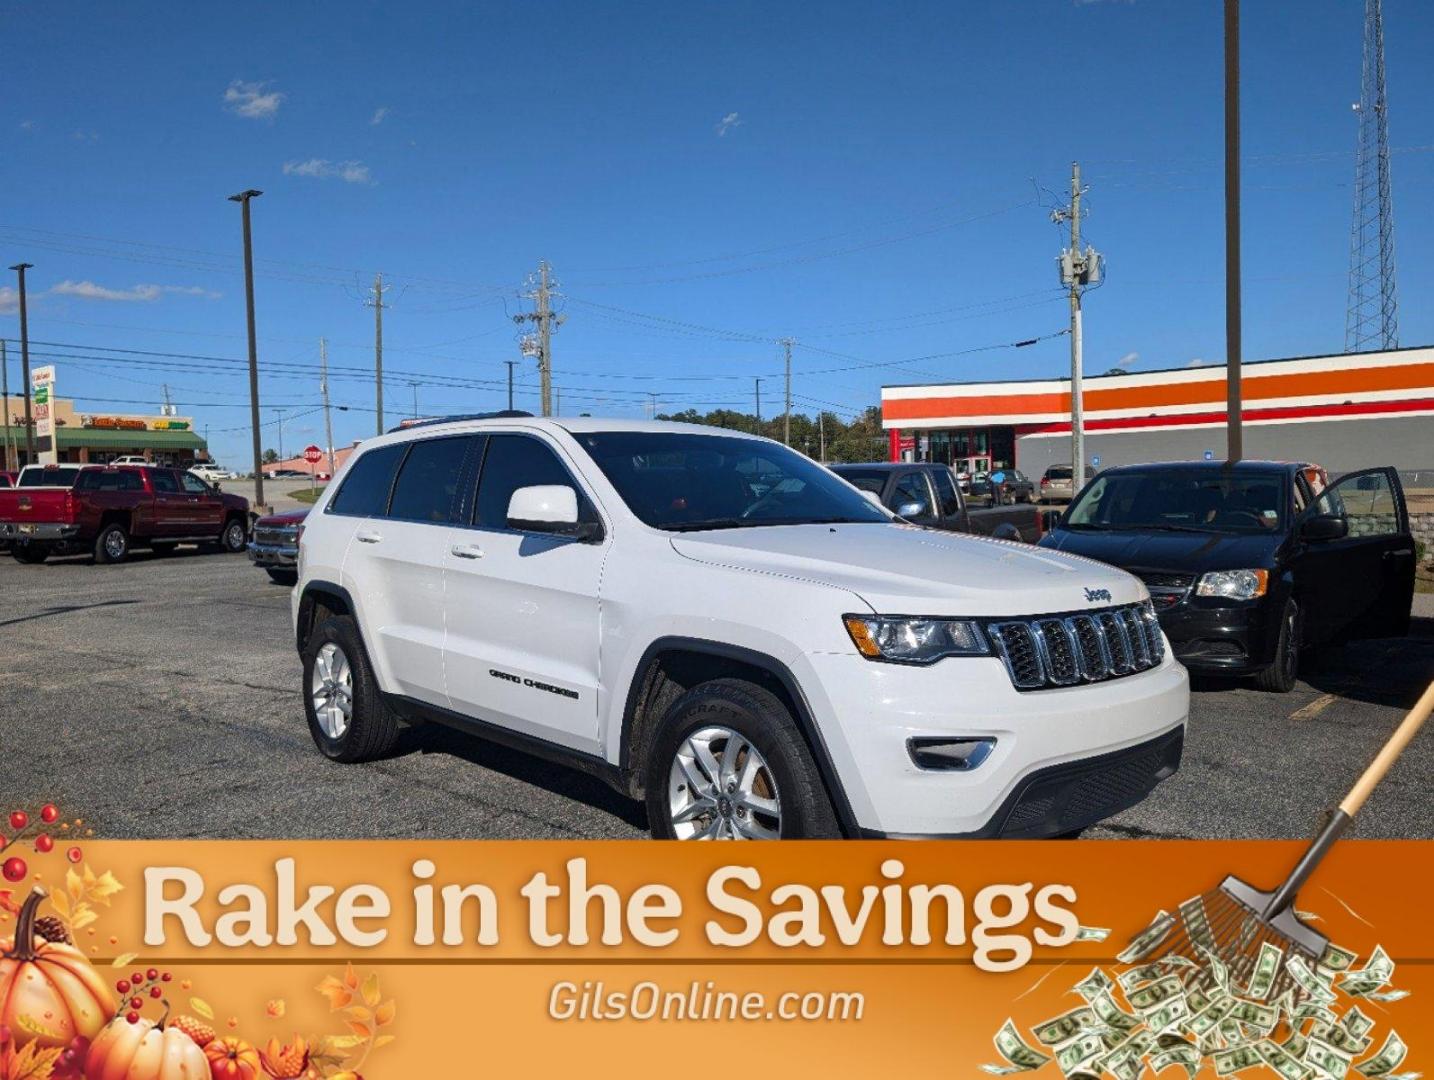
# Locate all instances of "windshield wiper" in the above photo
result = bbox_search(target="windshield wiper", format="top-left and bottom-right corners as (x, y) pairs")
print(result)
(659, 518), (751, 532)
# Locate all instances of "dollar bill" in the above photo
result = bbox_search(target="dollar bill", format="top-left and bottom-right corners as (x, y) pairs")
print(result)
(1056, 1033), (1107, 1076)
(1214, 1045), (1264, 1076)
(1146, 997), (1191, 1034)
(1307, 1036), (1354, 1080)
(985, 1019), (1053, 1074)
(1076, 925), (1112, 942)
(1074, 967), (1114, 1002)
(1186, 985), (1212, 1015)
(1119, 962), (1170, 992)
(1362, 989), (1409, 1004)
(1200, 945), (1233, 993)
(1294, 1001), (1339, 1028)
(1340, 946), (1395, 997)
(1128, 975), (1185, 1014)
(1288, 955), (1339, 1005)
(1246, 941), (1285, 1001)
(1229, 999), (1279, 1033)
(1151, 1044), (1200, 1078)
(1312, 1021), (1373, 1056)
(1188, 997), (1237, 1039)
(1320, 943), (1359, 973)
(1355, 1032), (1407, 1078)
(1118, 911), (1176, 964)
(1342, 1007), (1376, 1040)
(1283, 1031), (1310, 1060)
(1091, 990), (1141, 1034)
(1258, 1039), (1313, 1080)
(1033, 1006), (1098, 1047)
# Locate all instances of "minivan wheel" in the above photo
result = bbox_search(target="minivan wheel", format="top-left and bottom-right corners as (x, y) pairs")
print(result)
(1254, 599), (1300, 694)
(93, 523), (129, 565)
(302, 615), (400, 762)
(645, 678), (840, 840)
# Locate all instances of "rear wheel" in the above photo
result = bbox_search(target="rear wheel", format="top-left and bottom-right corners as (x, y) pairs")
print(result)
(12, 544), (49, 564)
(93, 523), (129, 565)
(302, 615), (400, 762)
(645, 678), (840, 840)
(1255, 599), (1300, 693)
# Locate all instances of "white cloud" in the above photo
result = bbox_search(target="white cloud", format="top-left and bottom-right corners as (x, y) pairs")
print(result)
(71, 129), (100, 143)
(282, 158), (373, 184)
(1117, 351), (1139, 367)
(0, 286), (16, 314)
(49, 280), (219, 303)
(224, 79), (284, 120)
(715, 111), (742, 137)
(1185, 357), (1209, 367)
(370, 106), (390, 126)
(19, 120), (34, 131)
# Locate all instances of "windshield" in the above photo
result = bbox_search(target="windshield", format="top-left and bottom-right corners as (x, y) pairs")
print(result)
(1065, 470), (1286, 534)
(827, 467), (888, 494)
(576, 431), (891, 531)
(18, 466), (82, 488)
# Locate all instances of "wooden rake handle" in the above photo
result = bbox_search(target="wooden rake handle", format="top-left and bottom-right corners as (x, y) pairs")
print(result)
(1339, 678), (1434, 818)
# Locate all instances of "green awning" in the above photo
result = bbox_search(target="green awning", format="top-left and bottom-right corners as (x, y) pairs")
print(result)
(0, 425), (206, 451)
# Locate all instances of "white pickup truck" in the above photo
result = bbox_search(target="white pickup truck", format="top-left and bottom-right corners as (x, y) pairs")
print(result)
(292, 415), (1189, 839)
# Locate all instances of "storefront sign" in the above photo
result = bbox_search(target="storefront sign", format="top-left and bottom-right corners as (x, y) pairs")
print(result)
(31, 365), (56, 464)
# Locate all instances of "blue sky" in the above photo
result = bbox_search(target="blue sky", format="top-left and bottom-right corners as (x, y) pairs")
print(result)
(2, 0), (1432, 466)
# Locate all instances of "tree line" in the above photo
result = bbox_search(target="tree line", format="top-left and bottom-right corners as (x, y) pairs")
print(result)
(652, 405), (888, 464)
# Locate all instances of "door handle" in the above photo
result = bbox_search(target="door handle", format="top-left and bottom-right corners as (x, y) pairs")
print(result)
(1383, 548), (1413, 560)
(450, 543), (484, 560)
(355, 530), (383, 544)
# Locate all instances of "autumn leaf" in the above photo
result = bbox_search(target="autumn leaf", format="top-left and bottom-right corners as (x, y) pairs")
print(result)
(71, 908), (98, 931)
(373, 1034), (396, 1049)
(47, 891), (69, 920)
(190, 997), (215, 1021)
(319, 1035), (365, 1053)
(344, 1020), (372, 1040)
(0, 890), (20, 917)
(342, 963), (359, 990)
(315, 975), (353, 1011)
(87, 869), (124, 905)
(373, 1000), (395, 1027)
(265, 998), (286, 1019)
(342, 1006), (371, 1025)
(111, 952), (138, 968)
(65, 868), (83, 904)
(360, 972), (380, 1008)
(3, 1041), (64, 1080)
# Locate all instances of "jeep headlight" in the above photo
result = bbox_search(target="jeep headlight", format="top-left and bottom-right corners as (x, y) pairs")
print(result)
(843, 615), (988, 664)
(1195, 569), (1269, 600)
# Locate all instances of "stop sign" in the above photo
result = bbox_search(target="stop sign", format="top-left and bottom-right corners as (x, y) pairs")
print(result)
(303, 444), (323, 465)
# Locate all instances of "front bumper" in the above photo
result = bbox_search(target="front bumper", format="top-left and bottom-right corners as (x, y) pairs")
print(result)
(1159, 599), (1279, 675)
(0, 521), (79, 542)
(797, 647), (1189, 837)
(248, 540), (298, 568)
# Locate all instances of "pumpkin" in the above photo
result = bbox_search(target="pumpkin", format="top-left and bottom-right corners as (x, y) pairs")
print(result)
(84, 1012), (209, 1080)
(204, 1036), (261, 1080)
(0, 887), (114, 1050)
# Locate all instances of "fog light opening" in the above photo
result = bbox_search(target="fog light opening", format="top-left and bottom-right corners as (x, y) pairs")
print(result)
(907, 737), (997, 772)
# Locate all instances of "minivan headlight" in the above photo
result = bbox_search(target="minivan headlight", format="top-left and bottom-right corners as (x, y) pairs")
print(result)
(1195, 569), (1269, 600)
(843, 615), (988, 663)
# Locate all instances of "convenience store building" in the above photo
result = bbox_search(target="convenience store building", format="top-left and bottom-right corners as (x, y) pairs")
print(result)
(1, 392), (208, 469)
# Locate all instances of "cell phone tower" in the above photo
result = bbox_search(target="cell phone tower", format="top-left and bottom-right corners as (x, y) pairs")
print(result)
(1344, 0), (1399, 354)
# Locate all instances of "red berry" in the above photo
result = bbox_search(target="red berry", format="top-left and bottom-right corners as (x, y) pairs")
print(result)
(126, 1012), (139, 1024)
(131, 972), (143, 985)
(150, 986), (162, 999)
(146, 967), (159, 981)
(66, 846), (82, 864)
(161, 972), (172, 982)
(40, 804), (59, 824)
(8, 811), (27, 831)
(116, 980), (130, 994)
(129, 997), (143, 1010)
(35, 834), (53, 853)
(2, 857), (26, 883)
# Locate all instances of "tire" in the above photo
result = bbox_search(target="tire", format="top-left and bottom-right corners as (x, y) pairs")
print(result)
(1255, 599), (1300, 693)
(150, 542), (177, 555)
(12, 544), (49, 565)
(219, 516), (248, 554)
(93, 522), (130, 565)
(301, 615), (400, 763)
(645, 678), (841, 840)
(266, 567), (298, 586)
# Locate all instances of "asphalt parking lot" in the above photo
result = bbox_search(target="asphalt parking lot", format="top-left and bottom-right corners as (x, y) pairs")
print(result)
(1, 549), (1431, 841)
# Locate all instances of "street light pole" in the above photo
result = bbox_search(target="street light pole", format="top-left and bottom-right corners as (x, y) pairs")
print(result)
(227, 189), (265, 510)
(8, 263), (34, 463)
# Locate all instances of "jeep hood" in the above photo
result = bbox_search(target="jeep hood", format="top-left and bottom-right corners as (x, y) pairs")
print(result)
(670, 523), (1146, 617)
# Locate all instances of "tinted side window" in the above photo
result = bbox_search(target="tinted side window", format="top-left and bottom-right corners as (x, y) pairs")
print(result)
(475, 435), (590, 529)
(329, 444), (406, 517)
(151, 471), (179, 493)
(891, 472), (932, 515)
(387, 436), (472, 524)
(929, 468), (961, 517)
(180, 473), (209, 494)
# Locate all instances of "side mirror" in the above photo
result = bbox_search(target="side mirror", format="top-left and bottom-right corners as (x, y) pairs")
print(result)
(896, 500), (928, 519)
(1300, 514), (1348, 542)
(861, 489), (886, 510)
(507, 485), (601, 541)
(1040, 509), (1063, 533)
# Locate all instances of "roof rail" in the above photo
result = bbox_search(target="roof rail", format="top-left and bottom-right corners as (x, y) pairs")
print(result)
(386, 410), (534, 433)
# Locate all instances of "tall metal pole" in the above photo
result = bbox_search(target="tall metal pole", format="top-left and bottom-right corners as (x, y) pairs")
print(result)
(754, 377), (762, 433)
(1224, 0), (1243, 462)
(0, 339), (12, 471)
(505, 360), (517, 411)
(819, 410), (826, 463)
(8, 264), (34, 463)
(320, 337), (335, 477)
(371, 273), (386, 435)
(275, 409), (285, 465)
(781, 338), (793, 445)
(227, 192), (264, 509)
(1068, 163), (1085, 483)
(538, 261), (553, 417)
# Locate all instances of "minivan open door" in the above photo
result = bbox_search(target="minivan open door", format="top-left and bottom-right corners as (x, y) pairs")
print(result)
(1294, 466), (1414, 643)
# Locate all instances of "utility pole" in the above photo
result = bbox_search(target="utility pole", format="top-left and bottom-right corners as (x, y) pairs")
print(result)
(320, 337), (335, 477)
(366, 273), (389, 434)
(1225, 0), (1243, 460)
(8, 263), (34, 463)
(226, 190), (264, 510)
(1053, 163), (1101, 482)
(505, 360), (518, 411)
(275, 409), (286, 464)
(754, 377), (762, 434)
(409, 380), (420, 419)
(1, 339), (13, 471)
(646, 392), (659, 420)
(515, 261), (562, 417)
(819, 411), (826, 463)
(554, 386), (561, 417)
(780, 338), (794, 445)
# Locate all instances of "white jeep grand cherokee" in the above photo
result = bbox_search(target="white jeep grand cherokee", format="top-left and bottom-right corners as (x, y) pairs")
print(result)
(291, 415), (1188, 839)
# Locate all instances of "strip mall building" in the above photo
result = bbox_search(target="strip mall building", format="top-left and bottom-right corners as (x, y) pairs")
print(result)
(881, 346), (1434, 479)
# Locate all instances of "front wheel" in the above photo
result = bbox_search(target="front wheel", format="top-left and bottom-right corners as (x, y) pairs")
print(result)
(1254, 599), (1300, 693)
(645, 678), (841, 840)
(219, 517), (248, 553)
(302, 615), (400, 762)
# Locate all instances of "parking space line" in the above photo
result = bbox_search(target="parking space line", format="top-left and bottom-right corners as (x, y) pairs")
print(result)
(1290, 693), (1338, 721)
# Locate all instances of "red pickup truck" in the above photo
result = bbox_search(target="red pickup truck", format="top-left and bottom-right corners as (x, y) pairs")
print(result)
(0, 465), (251, 565)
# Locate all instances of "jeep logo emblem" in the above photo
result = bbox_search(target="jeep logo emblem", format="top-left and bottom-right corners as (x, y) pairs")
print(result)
(1084, 587), (1112, 603)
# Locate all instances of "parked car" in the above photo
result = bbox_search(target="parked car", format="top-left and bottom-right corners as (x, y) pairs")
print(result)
(250, 507), (308, 584)
(1039, 460), (1415, 692)
(829, 462), (1043, 542)
(109, 455), (151, 467)
(292, 417), (1187, 840)
(0, 465), (251, 564)
(189, 463), (232, 483)
(970, 468), (1037, 505)
(15, 464), (88, 488)
(1039, 464), (1096, 504)
(265, 468), (310, 480)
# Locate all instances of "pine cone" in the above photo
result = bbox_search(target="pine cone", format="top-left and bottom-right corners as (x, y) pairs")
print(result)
(33, 915), (70, 944)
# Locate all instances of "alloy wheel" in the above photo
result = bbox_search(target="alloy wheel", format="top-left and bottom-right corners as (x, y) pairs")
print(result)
(104, 529), (126, 560)
(225, 522), (246, 550)
(311, 642), (354, 739)
(667, 725), (782, 839)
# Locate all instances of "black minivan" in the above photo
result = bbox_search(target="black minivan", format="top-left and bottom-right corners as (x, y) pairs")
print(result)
(1039, 460), (1415, 691)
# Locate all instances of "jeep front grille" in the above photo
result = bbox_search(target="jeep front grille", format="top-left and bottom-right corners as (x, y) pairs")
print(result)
(985, 601), (1165, 691)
